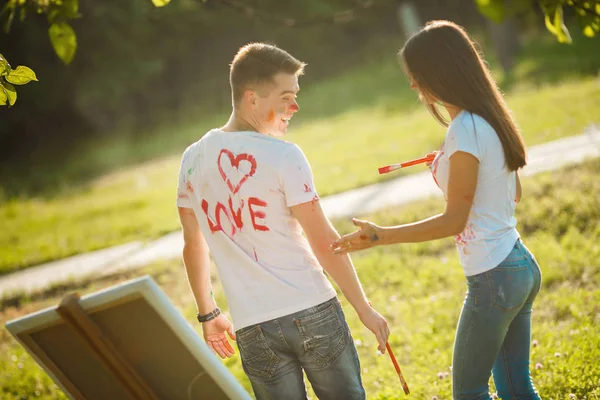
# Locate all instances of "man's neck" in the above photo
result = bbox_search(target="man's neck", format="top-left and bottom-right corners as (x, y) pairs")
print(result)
(221, 111), (261, 133)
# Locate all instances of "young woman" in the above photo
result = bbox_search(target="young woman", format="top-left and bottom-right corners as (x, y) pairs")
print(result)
(332, 20), (542, 400)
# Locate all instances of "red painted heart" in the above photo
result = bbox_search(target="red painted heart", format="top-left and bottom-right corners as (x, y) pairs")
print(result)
(218, 149), (257, 194)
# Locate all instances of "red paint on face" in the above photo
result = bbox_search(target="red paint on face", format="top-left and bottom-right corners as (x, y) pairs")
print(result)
(267, 109), (276, 123)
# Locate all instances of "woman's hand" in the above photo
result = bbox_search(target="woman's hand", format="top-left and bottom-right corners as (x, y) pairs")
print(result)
(331, 218), (382, 254)
(426, 150), (439, 167)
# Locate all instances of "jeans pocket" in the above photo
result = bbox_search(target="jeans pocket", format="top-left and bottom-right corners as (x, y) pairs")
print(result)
(237, 325), (280, 380)
(488, 265), (531, 311)
(296, 303), (347, 368)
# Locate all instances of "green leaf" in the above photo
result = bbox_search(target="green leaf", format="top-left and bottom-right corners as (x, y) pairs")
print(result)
(583, 25), (595, 37)
(3, 81), (17, 106)
(544, 5), (572, 44)
(65, 0), (79, 16)
(475, 0), (506, 23)
(49, 23), (77, 65)
(0, 54), (7, 76)
(151, 0), (171, 7)
(6, 65), (38, 85)
(0, 82), (8, 106)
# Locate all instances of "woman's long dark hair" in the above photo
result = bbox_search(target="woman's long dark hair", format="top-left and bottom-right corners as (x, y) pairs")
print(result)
(401, 20), (526, 171)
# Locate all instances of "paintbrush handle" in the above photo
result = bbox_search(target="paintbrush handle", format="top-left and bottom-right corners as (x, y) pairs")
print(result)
(386, 342), (410, 395)
(378, 155), (435, 175)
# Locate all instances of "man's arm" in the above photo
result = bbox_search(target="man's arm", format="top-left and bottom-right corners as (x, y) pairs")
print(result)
(290, 200), (390, 352)
(178, 207), (216, 315)
(178, 206), (236, 358)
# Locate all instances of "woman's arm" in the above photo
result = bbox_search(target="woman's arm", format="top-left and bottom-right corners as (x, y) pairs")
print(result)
(332, 151), (479, 253)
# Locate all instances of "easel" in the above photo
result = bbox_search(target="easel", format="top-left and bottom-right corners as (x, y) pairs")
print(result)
(55, 293), (161, 400)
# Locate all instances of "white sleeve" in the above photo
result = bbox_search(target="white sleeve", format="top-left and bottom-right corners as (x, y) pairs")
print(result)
(176, 147), (194, 208)
(280, 144), (319, 207)
(445, 113), (481, 161)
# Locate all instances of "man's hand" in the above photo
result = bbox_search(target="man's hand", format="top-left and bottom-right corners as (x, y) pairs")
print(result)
(358, 307), (390, 354)
(202, 314), (237, 359)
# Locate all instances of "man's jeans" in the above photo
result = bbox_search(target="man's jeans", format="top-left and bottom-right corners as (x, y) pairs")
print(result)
(236, 297), (365, 400)
(453, 239), (542, 400)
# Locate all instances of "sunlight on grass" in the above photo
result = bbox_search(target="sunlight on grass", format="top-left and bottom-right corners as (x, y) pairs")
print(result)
(2, 160), (599, 399)
(1, 31), (599, 274)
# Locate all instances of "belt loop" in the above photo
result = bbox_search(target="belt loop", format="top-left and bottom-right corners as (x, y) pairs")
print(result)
(515, 238), (526, 256)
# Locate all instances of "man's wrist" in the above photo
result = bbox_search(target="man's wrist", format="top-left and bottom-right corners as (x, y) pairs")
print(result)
(355, 300), (372, 318)
(197, 307), (221, 323)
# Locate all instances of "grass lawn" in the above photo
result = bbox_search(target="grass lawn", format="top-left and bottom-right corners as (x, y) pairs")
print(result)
(2, 159), (599, 399)
(1, 30), (599, 275)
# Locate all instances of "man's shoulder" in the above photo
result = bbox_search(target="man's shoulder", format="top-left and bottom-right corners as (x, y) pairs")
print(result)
(181, 129), (218, 157)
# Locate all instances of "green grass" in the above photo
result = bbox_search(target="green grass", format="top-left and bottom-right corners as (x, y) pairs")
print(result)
(1, 31), (599, 275)
(2, 159), (599, 399)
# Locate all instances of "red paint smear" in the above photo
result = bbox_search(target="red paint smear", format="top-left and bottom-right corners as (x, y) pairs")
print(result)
(304, 183), (312, 193)
(186, 181), (194, 193)
(215, 202), (236, 236)
(178, 193), (189, 199)
(359, 235), (368, 240)
(430, 150), (443, 189)
(202, 199), (221, 233)
(202, 199), (237, 236)
(310, 194), (319, 210)
(218, 149), (257, 194)
(253, 248), (259, 261)
(228, 197), (244, 229)
(267, 109), (275, 123)
(248, 197), (270, 231)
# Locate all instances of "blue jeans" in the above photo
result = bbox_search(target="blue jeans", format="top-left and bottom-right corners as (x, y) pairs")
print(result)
(236, 297), (365, 400)
(453, 239), (542, 400)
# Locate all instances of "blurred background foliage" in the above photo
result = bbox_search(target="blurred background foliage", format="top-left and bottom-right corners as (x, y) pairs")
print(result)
(0, 0), (598, 197)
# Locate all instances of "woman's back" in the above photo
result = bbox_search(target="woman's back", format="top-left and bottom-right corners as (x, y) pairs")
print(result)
(431, 111), (519, 275)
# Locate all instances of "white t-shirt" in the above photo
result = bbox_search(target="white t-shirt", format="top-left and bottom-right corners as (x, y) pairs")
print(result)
(430, 111), (520, 276)
(177, 129), (336, 330)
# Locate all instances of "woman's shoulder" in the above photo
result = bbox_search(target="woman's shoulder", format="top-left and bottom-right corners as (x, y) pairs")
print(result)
(452, 111), (496, 138)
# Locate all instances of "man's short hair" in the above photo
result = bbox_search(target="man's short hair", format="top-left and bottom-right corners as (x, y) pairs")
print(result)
(230, 43), (306, 107)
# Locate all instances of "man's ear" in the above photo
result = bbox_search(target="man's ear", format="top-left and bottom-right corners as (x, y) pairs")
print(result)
(244, 89), (257, 108)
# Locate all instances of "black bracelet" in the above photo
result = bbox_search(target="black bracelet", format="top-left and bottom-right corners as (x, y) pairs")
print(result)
(197, 307), (221, 323)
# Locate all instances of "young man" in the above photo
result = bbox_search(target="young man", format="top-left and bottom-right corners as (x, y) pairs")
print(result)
(176, 43), (389, 400)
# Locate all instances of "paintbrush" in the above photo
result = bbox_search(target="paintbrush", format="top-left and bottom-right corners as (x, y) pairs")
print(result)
(378, 154), (436, 175)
